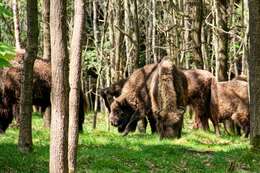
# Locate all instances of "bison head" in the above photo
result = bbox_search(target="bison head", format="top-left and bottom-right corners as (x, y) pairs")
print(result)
(109, 97), (137, 133)
(156, 108), (185, 139)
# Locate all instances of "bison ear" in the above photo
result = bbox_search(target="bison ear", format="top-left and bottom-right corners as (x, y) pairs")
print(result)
(113, 97), (122, 107)
(114, 97), (128, 108)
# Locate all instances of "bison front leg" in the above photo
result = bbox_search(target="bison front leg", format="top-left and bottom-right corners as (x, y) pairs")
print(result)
(137, 118), (147, 133)
(147, 113), (157, 134)
(122, 111), (141, 136)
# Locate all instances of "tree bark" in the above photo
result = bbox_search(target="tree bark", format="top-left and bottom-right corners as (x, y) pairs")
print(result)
(248, 0), (260, 150)
(18, 0), (39, 153)
(114, 0), (124, 80)
(12, 0), (21, 50)
(68, 0), (85, 172)
(49, 0), (69, 172)
(152, 0), (157, 63)
(187, 0), (204, 69)
(242, 0), (249, 76)
(214, 0), (229, 81)
(43, 0), (51, 128)
(92, 0), (99, 129)
(145, 0), (153, 64)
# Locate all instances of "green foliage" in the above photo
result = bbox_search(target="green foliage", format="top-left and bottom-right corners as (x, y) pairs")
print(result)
(0, 113), (260, 173)
(83, 49), (100, 70)
(0, 42), (15, 68)
(0, 2), (12, 18)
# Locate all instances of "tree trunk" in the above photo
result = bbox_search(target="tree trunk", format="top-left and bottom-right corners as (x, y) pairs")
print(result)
(242, 0), (249, 76)
(43, 0), (51, 128)
(18, 0), (39, 153)
(92, 0), (99, 129)
(188, 0), (204, 69)
(214, 0), (228, 81)
(12, 0), (21, 50)
(49, 0), (69, 172)
(248, 0), (260, 150)
(113, 0), (124, 80)
(68, 0), (85, 172)
(152, 0), (157, 63)
(145, 0), (153, 64)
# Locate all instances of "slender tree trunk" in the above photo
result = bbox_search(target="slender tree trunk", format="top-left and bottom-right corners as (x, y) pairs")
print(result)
(214, 0), (228, 81)
(242, 0), (249, 75)
(43, 0), (51, 128)
(12, 0), (21, 50)
(152, 0), (157, 63)
(124, 0), (133, 74)
(132, 0), (140, 68)
(145, 0), (153, 64)
(43, 0), (51, 60)
(18, 0), (39, 153)
(92, 0), (99, 129)
(188, 0), (204, 69)
(68, 0), (85, 172)
(113, 0), (124, 80)
(184, 0), (191, 68)
(49, 0), (69, 172)
(248, 0), (260, 150)
(108, 1), (116, 82)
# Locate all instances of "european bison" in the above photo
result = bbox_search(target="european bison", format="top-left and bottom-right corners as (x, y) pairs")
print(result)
(109, 60), (188, 139)
(100, 79), (157, 133)
(0, 88), (13, 133)
(210, 78), (249, 137)
(183, 69), (215, 131)
(150, 60), (187, 139)
(0, 54), (86, 133)
(100, 79), (126, 113)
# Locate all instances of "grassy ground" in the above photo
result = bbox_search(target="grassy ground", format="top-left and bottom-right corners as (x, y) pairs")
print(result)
(0, 112), (259, 173)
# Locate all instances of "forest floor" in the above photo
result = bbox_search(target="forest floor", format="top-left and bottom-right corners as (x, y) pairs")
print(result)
(0, 112), (259, 173)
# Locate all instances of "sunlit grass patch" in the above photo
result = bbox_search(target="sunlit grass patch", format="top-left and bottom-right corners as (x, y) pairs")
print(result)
(0, 112), (259, 173)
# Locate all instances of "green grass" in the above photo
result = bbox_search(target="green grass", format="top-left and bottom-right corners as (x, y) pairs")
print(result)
(0, 112), (259, 173)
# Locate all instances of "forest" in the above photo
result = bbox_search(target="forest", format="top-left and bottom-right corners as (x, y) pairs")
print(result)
(0, 0), (260, 172)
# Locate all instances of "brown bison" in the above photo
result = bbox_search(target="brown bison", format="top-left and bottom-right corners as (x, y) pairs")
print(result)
(210, 78), (249, 137)
(100, 79), (157, 133)
(100, 79), (127, 113)
(109, 60), (188, 139)
(0, 88), (13, 133)
(183, 69), (215, 131)
(0, 56), (86, 133)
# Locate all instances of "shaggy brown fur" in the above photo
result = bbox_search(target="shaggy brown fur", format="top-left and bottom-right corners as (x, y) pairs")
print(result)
(150, 60), (187, 139)
(183, 69), (215, 131)
(0, 88), (13, 133)
(210, 79), (249, 137)
(0, 55), (86, 132)
(100, 79), (157, 133)
(100, 79), (127, 112)
(110, 60), (188, 139)
(110, 64), (158, 134)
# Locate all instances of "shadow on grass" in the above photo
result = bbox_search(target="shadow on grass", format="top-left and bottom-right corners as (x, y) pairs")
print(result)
(76, 133), (259, 173)
(0, 132), (259, 173)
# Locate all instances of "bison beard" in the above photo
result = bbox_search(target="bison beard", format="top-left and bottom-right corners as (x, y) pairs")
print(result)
(210, 78), (249, 137)
(109, 60), (188, 139)
(0, 55), (86, 133)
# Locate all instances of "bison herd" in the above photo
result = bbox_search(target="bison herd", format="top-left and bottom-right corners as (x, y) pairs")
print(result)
(102, 59), (250, 139)
(0, 53), (249, 140)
